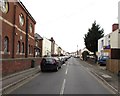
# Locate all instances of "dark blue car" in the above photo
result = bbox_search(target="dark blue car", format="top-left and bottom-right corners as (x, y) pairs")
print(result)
(98, 56), (109, 66)
(40, 57), (62, 72)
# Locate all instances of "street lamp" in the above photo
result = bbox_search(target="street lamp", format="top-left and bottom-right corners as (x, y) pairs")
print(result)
(77, 45), (78, 55)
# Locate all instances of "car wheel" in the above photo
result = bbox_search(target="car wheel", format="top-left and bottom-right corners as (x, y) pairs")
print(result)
(41, 68), (45, 72)
(55, 66), (59, 71)
(59, 66), (61, 69)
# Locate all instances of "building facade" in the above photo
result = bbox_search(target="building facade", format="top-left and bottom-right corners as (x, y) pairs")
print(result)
(98, 24), (120, 59)
(42, 37), (51, 57)
(49, 37), (55, 56)
(54, 43), (59, 55)
(0, 0), (41, 76)
(1, 0), (36, 59)
(34, 33), (43, 57)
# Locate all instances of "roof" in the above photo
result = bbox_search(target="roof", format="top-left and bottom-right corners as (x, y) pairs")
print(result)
(34, 33), (43, 40)
(18, 0), (36, 24)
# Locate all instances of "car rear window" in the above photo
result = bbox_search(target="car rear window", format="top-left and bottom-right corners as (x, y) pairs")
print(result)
(102, 56), (109, 59)
(46, 58), (53, 62)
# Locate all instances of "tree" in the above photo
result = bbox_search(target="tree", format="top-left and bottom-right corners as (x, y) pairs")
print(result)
(82, 51), (89, 61)
(84, 21), (104, 61)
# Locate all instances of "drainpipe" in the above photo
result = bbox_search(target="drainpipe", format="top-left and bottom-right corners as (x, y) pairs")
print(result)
(12, 4), (17, 58)
(25, 16), (28, 58)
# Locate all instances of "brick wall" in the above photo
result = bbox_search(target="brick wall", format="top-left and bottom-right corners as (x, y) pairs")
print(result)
(2, 57), (42, 77)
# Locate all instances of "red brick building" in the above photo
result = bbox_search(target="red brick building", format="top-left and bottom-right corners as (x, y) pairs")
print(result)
(34, 33), (43, 57)
(0, 0), (42, 76)
(1, 0), (36, 59)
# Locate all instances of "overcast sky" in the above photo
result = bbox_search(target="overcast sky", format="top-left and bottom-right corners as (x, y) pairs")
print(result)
(20, 0), (119, 52)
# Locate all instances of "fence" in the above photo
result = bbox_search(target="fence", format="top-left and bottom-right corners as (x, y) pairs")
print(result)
(106, 59), (120, 74)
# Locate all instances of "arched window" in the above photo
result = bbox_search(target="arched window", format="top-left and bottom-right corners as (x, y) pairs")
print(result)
(19, 13), (24, 26)
(17, 41), (20, 53)
(29, 44), (30, 54)
(31, 46), (33, 54)
(29, 23), (33, 33)
(0, 0), (9, 14)
(4, 36), (9, 53)
(21, 42), (24, 53)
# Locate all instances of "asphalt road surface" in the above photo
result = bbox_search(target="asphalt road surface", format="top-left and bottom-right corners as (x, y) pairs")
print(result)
(10, 57), (114, 94)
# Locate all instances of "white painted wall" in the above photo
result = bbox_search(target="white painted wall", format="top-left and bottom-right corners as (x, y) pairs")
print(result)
(110, 29), (119, 48)
(54, 43), (58, 54)
(98, 34), (111, 58)
(42, 37), (51, 56)
(119, 31), (120, 48)
(118, 1), (120, 48)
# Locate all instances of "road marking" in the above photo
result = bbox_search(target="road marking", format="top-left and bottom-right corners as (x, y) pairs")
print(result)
(65, 68), (68, 75)
(67, 62), (69, 64)
(101, 74), (112, 79)
(67, 63), (70, 67)
(60, 79), (66, 94)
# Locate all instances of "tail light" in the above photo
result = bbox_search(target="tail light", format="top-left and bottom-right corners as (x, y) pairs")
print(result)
(53, 59), (57, 64)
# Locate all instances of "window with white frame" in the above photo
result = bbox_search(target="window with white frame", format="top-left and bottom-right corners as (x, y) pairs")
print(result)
(17, 41), (20, 53)
(4, 36), (9, 53)
(35, 41), (38, 47)
(29, 23), (33, 33)
(19, 13), (24, 26)
(31, 46), (33, 54)
(0, 0), (9, 14)
(21, 42), (24, 53)
(108, 40), (110, 45)
(28, 44), (30, 54)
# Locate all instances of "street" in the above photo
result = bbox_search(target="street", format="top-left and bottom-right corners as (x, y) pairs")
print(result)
(10, 57), (114, 94)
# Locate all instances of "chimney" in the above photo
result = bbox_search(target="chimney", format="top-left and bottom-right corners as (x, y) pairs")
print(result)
(112, 23), (119, 32)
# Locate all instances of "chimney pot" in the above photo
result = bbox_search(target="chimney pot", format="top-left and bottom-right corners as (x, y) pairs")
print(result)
(112, 23), (119, 32)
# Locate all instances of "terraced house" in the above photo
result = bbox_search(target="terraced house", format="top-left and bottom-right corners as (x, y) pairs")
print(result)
(98, 24), (120, 74)
(0, 0), (38, 76)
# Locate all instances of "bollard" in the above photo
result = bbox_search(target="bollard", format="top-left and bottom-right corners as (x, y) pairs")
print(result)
(31, 59), (35, 68)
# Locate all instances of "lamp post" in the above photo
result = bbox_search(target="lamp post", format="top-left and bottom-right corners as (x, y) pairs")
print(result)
(77, 45), (78, 55)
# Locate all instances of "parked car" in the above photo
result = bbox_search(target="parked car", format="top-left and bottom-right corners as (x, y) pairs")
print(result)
(58, 56), (66, 64)
(40, 57), (62, 72)
(98, 56), (109, 66)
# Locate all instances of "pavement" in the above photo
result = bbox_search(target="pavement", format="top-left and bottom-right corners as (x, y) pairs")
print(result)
(1, 58), (120, 94)
(1, 65), (40, 94)
(84, 60), (120, 94)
